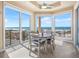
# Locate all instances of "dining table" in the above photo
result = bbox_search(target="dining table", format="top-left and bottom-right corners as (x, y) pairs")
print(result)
(29, 33), (52, 57)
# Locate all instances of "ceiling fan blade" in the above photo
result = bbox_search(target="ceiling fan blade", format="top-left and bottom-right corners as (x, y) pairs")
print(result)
(49, 2), (61, 7)
(46, 6), (54, 9)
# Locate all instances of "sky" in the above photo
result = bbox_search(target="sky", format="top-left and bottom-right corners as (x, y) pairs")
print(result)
(5, 7), (30, 27)
(5, 7), (71, 28)
(36, 13), (71, 27)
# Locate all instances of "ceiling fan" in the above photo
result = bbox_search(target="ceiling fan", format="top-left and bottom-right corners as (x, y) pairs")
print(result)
(40, 1), (60, 9)
(40, 2), (52, 9)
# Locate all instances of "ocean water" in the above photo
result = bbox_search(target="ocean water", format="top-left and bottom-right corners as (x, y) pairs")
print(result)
(41, 27), (71, 30)
(5, 27), (71, 31)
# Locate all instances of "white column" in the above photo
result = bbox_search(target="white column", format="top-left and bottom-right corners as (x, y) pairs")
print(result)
(0, 2), (5, 50)
(2, 2), (5, 49)
(19, 12), (22, 43)
(30, 13), (36, 32)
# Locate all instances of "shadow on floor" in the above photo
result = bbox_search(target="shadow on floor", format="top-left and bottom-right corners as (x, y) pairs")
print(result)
(0, 51), (9, 58)
(0, 42), (79, 58)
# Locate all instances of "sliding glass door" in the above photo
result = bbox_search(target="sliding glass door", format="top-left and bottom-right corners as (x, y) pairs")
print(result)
(41, 16), (52, 31)
(36, 16), (52, 32)
(54, 12), (72, 42)
(21, 13), (30, 42)
(5, 6), (20, 48)
(36, 16), (39, 32)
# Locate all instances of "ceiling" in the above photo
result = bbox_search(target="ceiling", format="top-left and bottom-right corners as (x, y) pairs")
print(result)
(6, 1), (76, 13)
(19, 1), (76, 12)
(36, 1), (58, 6)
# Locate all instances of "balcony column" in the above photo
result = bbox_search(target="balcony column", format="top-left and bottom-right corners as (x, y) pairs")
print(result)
(38, 16), (41, 33)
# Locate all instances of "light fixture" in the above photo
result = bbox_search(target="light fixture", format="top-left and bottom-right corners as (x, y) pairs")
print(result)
(40, 1), (54, 9)
(41, 5), (47, 9)
(41, 2), (47, 9)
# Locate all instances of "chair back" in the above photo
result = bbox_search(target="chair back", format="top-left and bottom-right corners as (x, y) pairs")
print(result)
(42, 29), (52, 37)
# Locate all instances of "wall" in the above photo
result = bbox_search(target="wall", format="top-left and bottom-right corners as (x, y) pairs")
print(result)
(73, 2), (78, 46)
(73, 2), (79, 51)
(0, 2), (3, 49)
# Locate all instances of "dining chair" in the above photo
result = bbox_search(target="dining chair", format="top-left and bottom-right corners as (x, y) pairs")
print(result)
(43, 30), (55, 53)
(28, 31), (46, 57)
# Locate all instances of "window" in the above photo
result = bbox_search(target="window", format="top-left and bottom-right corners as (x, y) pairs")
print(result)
(55, 12), (71, 28)
(5, 7), (20, 48)
(36, 16), (39, 32)
(5, 8), (19, 28)
(41, 16), (52, 30)
(21, 13), (30, 42)
(54, 12), (72, 37)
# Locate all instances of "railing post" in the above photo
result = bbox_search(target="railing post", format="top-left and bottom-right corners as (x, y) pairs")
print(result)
(19, 12), (22, 43)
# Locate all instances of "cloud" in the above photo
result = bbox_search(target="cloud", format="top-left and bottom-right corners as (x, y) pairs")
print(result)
(41, 17), (71, 27)
(41, 17), (52, 24)
(55, 18), (71, 24)
(41, 17), (71, 25)
(5, 18), (8, 23)
(55, 18), (71, 27)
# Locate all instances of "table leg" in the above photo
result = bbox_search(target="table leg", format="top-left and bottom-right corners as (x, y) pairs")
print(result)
(45, 39), (47, 53)
(38, 40), (40, 57)
(10, 30), (11, 45)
